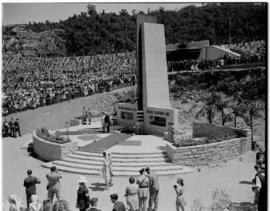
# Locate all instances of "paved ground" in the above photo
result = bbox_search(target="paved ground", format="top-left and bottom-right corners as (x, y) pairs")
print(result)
(3, 133), (256, 211)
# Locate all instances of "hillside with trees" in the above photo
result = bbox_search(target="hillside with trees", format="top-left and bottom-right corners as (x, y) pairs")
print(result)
(2, 3), (267, 57)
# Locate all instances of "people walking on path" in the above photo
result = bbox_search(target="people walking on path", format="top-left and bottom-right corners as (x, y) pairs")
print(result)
(23, 169), (41, 209)
(125, 177), (139, 211)
(145, 167), (159, 211)
(137, 168), (150, 211)
(46, 166), (62, 203)
(76, 176), (90, 211)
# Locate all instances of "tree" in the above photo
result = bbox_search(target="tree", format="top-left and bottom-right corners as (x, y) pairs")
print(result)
(196, 92), (219, 124)
(241, 100), (263, 150)
(215, 92), (231, 126)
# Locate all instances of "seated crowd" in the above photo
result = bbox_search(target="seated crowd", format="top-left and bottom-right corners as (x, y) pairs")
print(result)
(167, 40), (265, 72)
(2, 52), (136, 116)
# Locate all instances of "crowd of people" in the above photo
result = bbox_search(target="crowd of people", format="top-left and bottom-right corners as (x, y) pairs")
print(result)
(167, 40), (265, 72)
(4, 158), (187, 211)
(251, 143), (266, 211)
(2, 52), (136, 116)
(2, 117), (21, 138)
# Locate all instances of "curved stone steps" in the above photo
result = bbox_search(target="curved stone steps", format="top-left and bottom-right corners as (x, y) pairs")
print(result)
(69, 153), (170, 163)
(42, 150), (194, 176)
(63, 157), (173, 167)
(42, 162), (194, 176)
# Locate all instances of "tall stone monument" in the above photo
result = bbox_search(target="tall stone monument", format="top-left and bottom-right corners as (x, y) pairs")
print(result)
(116, 15), (179, 135)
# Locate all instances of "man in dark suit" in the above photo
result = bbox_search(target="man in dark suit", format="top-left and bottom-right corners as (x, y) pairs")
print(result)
(14, 118), (21, 137)
(102, 112), (111, 133)
(110, 193), (126, 211)
(146, 167), (160, 211)
(23, 169), (41, 209)
(9, 117), (15, 137)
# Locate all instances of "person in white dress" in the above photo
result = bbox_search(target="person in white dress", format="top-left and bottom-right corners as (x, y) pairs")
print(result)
(101, 152), (111, 190)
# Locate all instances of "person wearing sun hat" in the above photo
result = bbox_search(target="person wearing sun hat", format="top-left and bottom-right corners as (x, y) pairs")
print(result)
(76, 176), (90, 211)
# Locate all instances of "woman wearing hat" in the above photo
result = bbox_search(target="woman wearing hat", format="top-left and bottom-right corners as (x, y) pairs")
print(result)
(102, 152), (111, 190)
(174, 177), (186, 211)
(76, 176), (90, 211)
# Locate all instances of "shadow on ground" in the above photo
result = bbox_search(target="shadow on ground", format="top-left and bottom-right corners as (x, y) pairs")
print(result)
(89, 182), (107, 191)
(239, 180), (253, 185)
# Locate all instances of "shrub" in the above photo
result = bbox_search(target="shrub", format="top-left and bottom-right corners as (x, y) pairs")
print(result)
(210, 188), (231, 211)
(174, 134), (238, 147)
(36, 127), (70, 144)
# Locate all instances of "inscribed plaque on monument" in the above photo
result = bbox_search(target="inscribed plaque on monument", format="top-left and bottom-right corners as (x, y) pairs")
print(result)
(141, 23), (170, 107)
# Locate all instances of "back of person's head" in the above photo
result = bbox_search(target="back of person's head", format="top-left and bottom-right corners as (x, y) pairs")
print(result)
(51, 166), (57, 172)
(90, 198), (98, 207)
(145, 167), (150, 174)
(129, 177), (135, 184)
(139, 168), (144, 175)
(110, 193), (118, 201)
(27, 169), (32, 175)
(52, 200), (70, 211)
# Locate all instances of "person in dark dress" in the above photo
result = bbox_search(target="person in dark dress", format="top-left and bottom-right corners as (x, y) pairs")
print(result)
(110, 193), (126, 211)
(14, 118), (21, 137)
(104, 113), (111, 133)
(23, 169), (41, 209)
(76, 176), (90, 211)
(3, 119), (9, 137)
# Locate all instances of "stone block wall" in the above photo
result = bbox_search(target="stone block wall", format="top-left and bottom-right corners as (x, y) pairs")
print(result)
(33, 131), (78, 161)
(165, 122), (251, 166)
(166, 137), (251, 166)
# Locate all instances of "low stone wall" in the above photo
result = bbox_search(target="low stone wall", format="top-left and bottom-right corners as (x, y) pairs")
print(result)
(33, 131), (78, 161)
(166, 136), (251, 166)
(165, 122), (251, 166)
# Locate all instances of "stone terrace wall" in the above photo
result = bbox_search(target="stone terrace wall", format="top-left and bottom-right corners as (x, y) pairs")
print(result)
(166, 122), (251, 166)
(33, 131), (78, 161)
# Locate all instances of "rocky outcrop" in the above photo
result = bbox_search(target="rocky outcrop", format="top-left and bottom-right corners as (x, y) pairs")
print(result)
(3, 24), (66, 57)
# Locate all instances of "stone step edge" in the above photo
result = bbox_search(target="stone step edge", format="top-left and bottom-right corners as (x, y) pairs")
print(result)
(76, 151), (168, 157)
(63, 157), (173, 167)
(50, 160), (186, 171)
(42, 163), (194, 176)
(68, 154), (170, 162)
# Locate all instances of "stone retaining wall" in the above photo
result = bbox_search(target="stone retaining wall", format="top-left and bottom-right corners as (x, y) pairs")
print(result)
(33, 131), (78, 161)
(166, 137), (251, 166)
(166, 122), (251, 166)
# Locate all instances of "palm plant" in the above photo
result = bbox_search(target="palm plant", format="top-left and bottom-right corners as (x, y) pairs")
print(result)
(195, 92), (219, 124)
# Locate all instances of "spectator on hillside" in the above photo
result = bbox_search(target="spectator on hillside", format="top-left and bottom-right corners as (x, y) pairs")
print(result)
(110, 193), (126, 211)
(146, 167), (159, 211)
(46, 166), (62, 203)
(23, 169), (41, 209)
(125, 177), (139, 211)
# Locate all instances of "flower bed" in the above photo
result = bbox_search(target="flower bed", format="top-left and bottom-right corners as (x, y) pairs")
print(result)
(174, 134), (239, 147)
(36, 127), (70, 144)
(33, 128), (77, 161)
